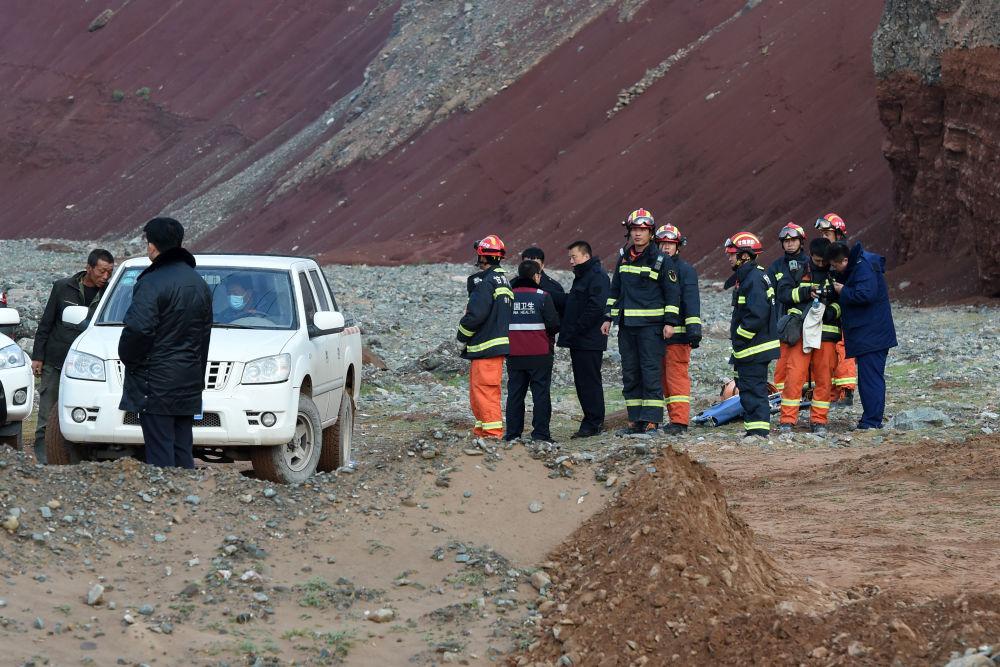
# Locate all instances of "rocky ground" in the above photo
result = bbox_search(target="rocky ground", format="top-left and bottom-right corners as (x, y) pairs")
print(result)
(1, 240), (999, 665)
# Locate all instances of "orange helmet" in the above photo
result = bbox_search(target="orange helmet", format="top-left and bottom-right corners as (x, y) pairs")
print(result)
(724, 231), (763, 255)
(655, 224), (687, 246)
(624, 208), (655, 229)
(474, 235), (506, 258)
(777, 222), (806, 240)
(815, 212), (846, 234)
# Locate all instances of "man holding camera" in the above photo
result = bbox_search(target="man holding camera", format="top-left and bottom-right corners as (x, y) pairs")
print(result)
(774, 237), (841, 434)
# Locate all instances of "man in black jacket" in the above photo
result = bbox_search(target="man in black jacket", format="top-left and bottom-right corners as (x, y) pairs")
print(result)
(505, 261), (560, 443)
(521, 247), (566, 315)
(30, 249), (115, 462)
(119, 218), (212, 468)
(558, 241), (611, 438)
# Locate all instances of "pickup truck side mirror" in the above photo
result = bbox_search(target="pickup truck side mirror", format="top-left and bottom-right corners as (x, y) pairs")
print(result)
(0, 308), (20, 327)
(62, 305), (89, 326)
(312, 311), (345, 333)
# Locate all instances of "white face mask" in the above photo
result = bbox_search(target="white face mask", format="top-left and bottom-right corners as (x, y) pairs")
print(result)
(229, 294), (246, 310)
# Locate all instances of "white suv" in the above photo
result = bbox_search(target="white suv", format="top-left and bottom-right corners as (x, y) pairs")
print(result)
(0, 308), (33, 449)
(48, 254), (361, 483)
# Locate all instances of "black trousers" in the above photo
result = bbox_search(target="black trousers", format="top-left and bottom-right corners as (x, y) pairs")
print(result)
(619, 325), (665, 424)
(735, 361), (771, 435)
(139, 413), (195, 468)
(505, 362), (553, 441)
(570, 348), (605, 433)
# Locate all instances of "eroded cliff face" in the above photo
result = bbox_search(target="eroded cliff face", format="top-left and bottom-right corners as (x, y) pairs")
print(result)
(874, 1), (1000, 298)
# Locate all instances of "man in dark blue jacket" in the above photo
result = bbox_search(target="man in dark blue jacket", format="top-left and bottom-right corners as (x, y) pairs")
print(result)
(558, 241), (610, 438)
(827, 241), (897, 429)
(521, 247), (566, 315)
(119, 218), (213, 468)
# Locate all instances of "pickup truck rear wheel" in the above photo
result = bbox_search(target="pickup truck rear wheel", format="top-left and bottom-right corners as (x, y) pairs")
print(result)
(45, 410), (85, 465)
(250, 395), (322, 483)
(318, 391), (354, 472)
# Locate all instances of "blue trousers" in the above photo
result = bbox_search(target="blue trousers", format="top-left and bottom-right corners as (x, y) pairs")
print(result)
(619, 325), (665, 424)
(139, 413), (195, 468)
(735, 361), (771, 436)
(856, 349), (888, 428)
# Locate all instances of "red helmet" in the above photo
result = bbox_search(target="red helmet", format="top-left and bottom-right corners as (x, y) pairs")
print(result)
(724, 231), (763, 255)
(624, 208), (655, 230)
(474, 234), (506, 258)
(655, 224), (687, 246)
(777, 222), (806, 240)
(815, 212), (846, 234)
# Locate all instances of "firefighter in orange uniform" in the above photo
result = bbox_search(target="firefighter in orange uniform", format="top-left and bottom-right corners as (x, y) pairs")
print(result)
(655, 224), (701, 435)
(814, 212), (857, 405)
(767, 222), (809, 394)
(776, 237), (841, 435)
(457, 236), (514, 439)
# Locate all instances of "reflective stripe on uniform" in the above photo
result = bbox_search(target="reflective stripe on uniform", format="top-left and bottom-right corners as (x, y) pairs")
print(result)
(494, 287), (514, 299)
(765, 287), (775, 298)
(736, 326), (754, 340)
(458, 324), (475, 337)
(780, 398), (801, 407)
(619, 265), (659, 280)
(673, 326), (686, 334)
(606, 298), (617, 306)
(666, 395), (690, 404)
(508, 323), (546, 331)
(737, 296), (747, 304)
(642, 399), (664, 407)
(822, 325), (840, 334)
(774, 272), (784, 281)
(732, 339), (780, 359)
(744, 421), (770, 431)
(832, 377), (856, 386)
(788, 308), (802, 316)
(774, 383), (785, 390)
(664, 305), (680, 314)
(624, 399), (643, 407)
(480, 420), (503, 430)
(829, 303), (841, 317)
(610, 309), (620, 316)
(812, 400), (831, 409)
(685, 316), (702, 325)
(466, 337), (509, 353)
(624, 308), (663, 317)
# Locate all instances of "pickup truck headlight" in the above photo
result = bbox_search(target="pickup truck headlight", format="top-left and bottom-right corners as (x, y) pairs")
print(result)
(0, 344), (25, 370)
(241, 353), (290, 385)
(65, 350), (107, 382)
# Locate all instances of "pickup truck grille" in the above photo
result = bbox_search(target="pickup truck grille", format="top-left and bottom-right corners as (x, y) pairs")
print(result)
(123, 412), (221, 427)
(115, 361), (234, 391)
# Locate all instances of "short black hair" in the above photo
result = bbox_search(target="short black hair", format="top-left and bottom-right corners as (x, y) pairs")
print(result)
(521, 247), (545, 262)
(566, 240), (592, 256)
(143, 217), (184, 253)
(518, 260), (541, 281)
(87, 248), (114, 267)
(809, 237), (831, 258)
(225, 274), (252, 291)
(825, 241), (850, 263)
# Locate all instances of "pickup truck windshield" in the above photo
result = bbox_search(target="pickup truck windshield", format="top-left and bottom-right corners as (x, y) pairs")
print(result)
(97, 267), (298, 330)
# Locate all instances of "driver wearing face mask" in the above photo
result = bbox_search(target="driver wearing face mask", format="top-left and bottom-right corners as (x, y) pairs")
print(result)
(218, 274), (262, 323)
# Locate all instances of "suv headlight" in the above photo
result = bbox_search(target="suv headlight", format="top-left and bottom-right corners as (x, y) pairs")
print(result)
(65, 350), (107, 382)
(241, 353), (290, 384)
(0, 344), (25, 370)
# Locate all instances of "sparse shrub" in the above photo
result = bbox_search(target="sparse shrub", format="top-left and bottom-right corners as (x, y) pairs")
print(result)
(135, 86), (151, 100)
(111, 89), (125, 102)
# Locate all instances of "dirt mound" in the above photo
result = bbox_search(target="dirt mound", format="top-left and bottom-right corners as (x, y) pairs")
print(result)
(512, 446), (1000, 665)
(814, 436), (1000, 484)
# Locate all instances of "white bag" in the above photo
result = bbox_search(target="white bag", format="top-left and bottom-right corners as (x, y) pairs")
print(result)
(801, 301), (825, 353)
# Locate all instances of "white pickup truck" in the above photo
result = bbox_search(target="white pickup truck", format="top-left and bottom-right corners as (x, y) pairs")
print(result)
(47, 254), (361, 483)
(0, 308), (34, 449)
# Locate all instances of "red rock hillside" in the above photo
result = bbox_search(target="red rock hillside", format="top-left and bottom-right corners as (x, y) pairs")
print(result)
(874, 0), (1000, 301)
(1, 0), (893, 278)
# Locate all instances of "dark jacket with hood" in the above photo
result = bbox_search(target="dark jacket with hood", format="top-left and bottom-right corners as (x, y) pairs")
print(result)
(118, 248), (213, 415)
(727, 261), (780, 366)
(508, 276), (560, 370)
(32, 271), (105, 368)
(665, 256), (702, 346)
(604, 244), (681, 327)
(557, 256), (610, 351)
(457, 265), (513, 360)
(836, 242), (897, 358)
(538, 271), (566, 315)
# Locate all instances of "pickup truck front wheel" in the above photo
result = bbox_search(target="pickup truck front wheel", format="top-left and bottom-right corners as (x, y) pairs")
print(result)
(251, 395), (322, 483)
(318, 391), (353, 472)
(0, 422), (22, 450)
(45, 410), (86, 464)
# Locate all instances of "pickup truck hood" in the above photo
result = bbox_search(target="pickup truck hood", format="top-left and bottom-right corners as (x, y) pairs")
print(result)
(75, 326), (296, 363)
